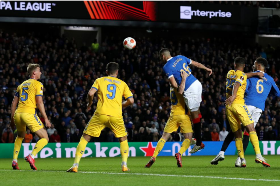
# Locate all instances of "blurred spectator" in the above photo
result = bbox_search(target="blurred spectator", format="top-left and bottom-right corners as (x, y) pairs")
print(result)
(69, 121), (77, 135)
(63, 128), (72, 142)
(211, 128), (219, 141)
(47, 124), (57, 136)
(209, 119), (220, 133)
(50, 130), (61, 143)
(267, 126), (276, 140)
(24, 129), (33, 143)
(202, 128), (211, 141)
(1, 126), (13, 143)
(71, 129), (81, 142)
(62, 112), (72, 127)
(150, 124), (158, 133)
(219, 127), (229, 141)
(32, 134), (40, 143)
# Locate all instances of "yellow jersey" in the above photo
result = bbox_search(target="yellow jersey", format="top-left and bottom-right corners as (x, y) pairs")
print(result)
(226, 70), (247, 104)
(15, 79), (44, 114)
(170, 87), (187, 116)
(92, 76), (133, 117)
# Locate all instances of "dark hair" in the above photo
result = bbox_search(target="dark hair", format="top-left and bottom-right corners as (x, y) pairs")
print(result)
(106, 62), (119, 75)
(255, 57), (268, 68)
(234, 57), (246, 66)
(159, 48), (170, 56)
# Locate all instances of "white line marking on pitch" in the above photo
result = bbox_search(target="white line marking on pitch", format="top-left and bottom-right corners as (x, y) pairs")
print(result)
(0, 169), (279, 182)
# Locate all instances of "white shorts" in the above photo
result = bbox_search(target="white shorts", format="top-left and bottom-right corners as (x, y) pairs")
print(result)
(247, 105), (262, 128)
(183, 80), (202, 112)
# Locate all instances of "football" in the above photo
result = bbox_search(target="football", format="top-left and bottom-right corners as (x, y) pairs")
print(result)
(123, 37), (136, 50)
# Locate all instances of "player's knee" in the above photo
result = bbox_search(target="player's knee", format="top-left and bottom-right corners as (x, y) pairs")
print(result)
(161, 132), (170, 140)
(119, 136), (127, 142)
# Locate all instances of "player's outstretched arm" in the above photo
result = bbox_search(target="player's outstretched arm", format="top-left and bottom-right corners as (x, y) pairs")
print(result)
(10, 95), (19, 129)
(36, 96), (51, 128)
(226, 82), (240, 106)
(190, 60), (212, 76)
(178, 70), (188, 94)
(246, 72), (264, 79)
(87, 88), (97, 112)
(122, 97), (134, 109)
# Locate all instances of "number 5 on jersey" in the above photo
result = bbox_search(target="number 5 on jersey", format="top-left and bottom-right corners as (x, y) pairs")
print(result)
(107, 84), (116, 99)
(21, 87), (28, 101)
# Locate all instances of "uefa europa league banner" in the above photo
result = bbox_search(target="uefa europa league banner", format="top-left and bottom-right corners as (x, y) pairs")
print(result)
(0, 141), (279, 159)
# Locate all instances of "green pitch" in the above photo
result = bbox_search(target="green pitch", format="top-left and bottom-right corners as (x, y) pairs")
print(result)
(1, 156), (280, 186)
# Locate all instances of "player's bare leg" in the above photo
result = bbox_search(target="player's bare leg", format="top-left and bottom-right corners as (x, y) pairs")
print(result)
(119, 136), (130, 172)
(67, 134), (91, 173)
(25, 128), (49, 170)
(12, 130), (25, 170)
(145, 132), (170, 168)
(189, 110), (205, 154)
(175, 132), (193, 167)
(245, 123), (270, 167)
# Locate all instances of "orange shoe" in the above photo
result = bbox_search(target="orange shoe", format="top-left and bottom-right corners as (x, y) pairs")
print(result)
(255, 156), (270, 167)
(122, 165), (130, 172)
(12, 161), (20, 170)
(175, 153), (182, 167)
(145, 157), (156, 168)
(66, 166), (78, 173)
(25, 155), (37, 170)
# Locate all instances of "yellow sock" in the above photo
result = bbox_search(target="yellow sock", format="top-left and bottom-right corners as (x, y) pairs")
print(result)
(235, 138), (244, 159)
(74, 136), (88, 165)
(120, 140), (129, 164)
(13, 137), (24, 160)
(31, 138), (48, 157)
(152, 138), (166, 158)
(249, 131), (261, 155)
(179, 139), (191, 155)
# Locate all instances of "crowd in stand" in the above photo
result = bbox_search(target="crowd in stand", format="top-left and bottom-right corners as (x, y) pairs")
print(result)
(0, 29), (280, 144)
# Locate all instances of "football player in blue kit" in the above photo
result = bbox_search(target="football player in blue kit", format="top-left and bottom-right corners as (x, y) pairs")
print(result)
(160, 48), (212, 154)
(211, 57), (280, 167)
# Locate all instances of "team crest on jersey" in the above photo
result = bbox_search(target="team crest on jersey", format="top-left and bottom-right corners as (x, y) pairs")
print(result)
(240, 76), (244, 81)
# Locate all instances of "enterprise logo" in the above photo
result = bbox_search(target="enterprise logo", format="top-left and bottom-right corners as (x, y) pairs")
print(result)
(180, 6), (232, 19)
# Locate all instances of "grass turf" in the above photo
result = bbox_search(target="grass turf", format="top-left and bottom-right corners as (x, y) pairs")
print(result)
(0, 155), (280, 186)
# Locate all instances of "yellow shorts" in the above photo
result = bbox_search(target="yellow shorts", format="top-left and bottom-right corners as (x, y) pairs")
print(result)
(84, 114), (127, 138)
(164, 115), (193, 134)
(226, 104), (254, 132)
(14, 112), (44, 133)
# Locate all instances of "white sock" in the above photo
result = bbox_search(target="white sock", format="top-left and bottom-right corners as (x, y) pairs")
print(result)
(30, 154), (35, 159)
(121, 162), (127, 167)
(256, 153), (262, 158)
(219, 151), (224, 155)
(73, 163), (79, 167)
(12, 159), (17, 163)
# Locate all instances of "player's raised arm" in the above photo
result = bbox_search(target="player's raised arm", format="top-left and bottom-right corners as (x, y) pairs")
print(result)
(190, 60), (212, 76)
(178, 70), (188, 94)
(10, 92), (19, 129)
(168, 76), (178, 89)
(246, 72), (264, 79)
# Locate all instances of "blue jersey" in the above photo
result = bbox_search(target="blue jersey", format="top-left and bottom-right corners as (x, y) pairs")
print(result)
(245, 71), (280, 111)
(163, 55), (197, 91)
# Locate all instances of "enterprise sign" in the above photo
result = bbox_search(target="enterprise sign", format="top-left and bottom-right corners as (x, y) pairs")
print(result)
(180, 6), (232, 19)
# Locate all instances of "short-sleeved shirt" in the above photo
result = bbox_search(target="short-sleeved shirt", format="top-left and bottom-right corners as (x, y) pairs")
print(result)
(226, 70), (247, 104)
(15, 79), (43, 114)
(163, 55), (197, 91)
(92, 76), (133, 117)
(245, 71), (280, 111)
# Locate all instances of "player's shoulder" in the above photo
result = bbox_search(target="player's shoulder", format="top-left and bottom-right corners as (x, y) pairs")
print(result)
(236, 70), (245, 76)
